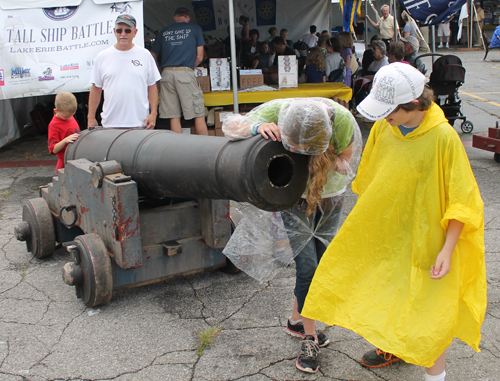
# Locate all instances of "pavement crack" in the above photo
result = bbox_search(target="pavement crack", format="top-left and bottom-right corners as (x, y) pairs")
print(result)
(0, 338), (10, 369)
(219, 281), (271, 325)
(184, 277), (209, 323)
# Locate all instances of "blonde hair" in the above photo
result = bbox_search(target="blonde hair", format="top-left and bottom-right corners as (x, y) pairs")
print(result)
(337, 31), (354, 50)
(55, 92), (77, 114)
(306, 144), (337, 216)
(306, 47), (326, 72)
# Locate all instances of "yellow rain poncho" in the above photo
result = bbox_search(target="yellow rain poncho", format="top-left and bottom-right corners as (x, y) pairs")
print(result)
(302, 103), (486, 368)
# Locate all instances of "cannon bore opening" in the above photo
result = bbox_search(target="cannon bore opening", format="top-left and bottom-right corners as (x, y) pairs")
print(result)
(268, 155), (294, 188)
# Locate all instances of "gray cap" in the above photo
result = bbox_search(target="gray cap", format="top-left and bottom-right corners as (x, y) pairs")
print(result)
(400, 36), (419, 52)
(115, 14), (136, 27)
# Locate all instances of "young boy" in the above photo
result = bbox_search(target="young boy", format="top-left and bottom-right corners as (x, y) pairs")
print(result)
(48, 92), (80, 172)
(301, 63), (486, 380)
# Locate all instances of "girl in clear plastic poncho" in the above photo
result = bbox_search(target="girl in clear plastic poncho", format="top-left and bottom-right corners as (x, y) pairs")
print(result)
(222, 98), (362, 374)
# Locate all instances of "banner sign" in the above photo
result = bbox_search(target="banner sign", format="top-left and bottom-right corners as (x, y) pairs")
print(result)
(398, 0), (467, 25)
(340, 0), (361, 32)
(0, 1), (144, 100)
(255, 0), (276, 26)
(192, 0), (216, 32)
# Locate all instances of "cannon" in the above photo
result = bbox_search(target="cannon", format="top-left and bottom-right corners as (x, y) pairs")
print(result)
(15, 128), (309, 307)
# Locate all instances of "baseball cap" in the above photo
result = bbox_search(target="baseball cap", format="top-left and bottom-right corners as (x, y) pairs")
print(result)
(400, 36), (419, 52)
(357, 62), (426, 121)
(174, 7), (191, 16)
(115, 14), (136, 27)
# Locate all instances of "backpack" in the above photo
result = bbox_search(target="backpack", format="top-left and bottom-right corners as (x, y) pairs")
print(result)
(293, 40), (310, 51)
(327, 60), (345, 83)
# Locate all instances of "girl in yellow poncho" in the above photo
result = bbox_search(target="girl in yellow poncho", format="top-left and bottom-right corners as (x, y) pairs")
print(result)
(301, 63), (486, 381)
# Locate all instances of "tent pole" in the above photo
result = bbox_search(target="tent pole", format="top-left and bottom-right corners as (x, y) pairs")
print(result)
(469, 0), (473, 48)
(393, 0), (398, 41)
(228, 0), (239, 113)
(365, 0), (368, 48)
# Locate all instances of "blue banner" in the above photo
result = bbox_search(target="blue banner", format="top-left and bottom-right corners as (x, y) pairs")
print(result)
(192, 0), (217, 32)
(341, 0), (362, 32)
(255, 0), (276, 26)
(398, 0), (467, 25)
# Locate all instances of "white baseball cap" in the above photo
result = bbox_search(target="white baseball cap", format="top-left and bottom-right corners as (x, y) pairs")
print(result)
(357, 62), (426, 121)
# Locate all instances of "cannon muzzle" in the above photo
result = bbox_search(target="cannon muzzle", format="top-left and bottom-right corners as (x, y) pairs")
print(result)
(65, 128), (309, 211)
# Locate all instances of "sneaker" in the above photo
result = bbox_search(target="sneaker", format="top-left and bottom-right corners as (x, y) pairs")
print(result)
(361, 348), (401, 368)
(296, 336), (320, 373)
(446, 43), (450, 48)
(437, 44), (443, 48)
(286, 319), (330, 347)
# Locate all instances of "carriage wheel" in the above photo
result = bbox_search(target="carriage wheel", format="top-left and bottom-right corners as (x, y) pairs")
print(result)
(494, 153), (500, 163)
(461, 121), (474, 134)
(62, 234), (113, 307)
(15, 198), (55, 259)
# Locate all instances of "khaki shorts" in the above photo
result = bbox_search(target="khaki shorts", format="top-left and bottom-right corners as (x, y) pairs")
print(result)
(438, 23), (450, 37)
(159, 68), (205, 120)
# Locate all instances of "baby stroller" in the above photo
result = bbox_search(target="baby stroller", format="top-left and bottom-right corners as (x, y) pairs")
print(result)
(417, 53), (473, 133)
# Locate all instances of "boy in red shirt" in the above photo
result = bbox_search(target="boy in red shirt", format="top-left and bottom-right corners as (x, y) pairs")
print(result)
(47, 92), (80, 172)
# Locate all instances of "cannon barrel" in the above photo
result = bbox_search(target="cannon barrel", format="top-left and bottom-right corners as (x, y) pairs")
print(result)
(65, 128), (310, 211)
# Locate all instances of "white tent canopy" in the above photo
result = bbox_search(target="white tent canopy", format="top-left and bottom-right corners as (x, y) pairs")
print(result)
(0, 0), (331, 146)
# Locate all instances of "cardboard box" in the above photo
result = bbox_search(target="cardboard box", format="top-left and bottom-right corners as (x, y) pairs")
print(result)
(197, 76), (211, 93)
(214, 110), (235, 129)
(239, 69), (262, 75)
(207, 127), (216, 136)
(215, 129), (225, 137)
(240, 74), (264, 88)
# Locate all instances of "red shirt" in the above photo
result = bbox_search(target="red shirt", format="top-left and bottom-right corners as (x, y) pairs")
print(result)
(47, 115), (80, 172)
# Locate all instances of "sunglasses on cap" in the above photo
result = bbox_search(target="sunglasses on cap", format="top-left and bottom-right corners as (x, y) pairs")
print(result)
(116, 28), (133, 34)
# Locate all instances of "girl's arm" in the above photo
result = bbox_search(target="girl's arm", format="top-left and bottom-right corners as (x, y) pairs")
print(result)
(344, 54), (351, 68)
(322, 75), (326, 83)
(223, 118), (281, 142)
(430, 219), (465, 279)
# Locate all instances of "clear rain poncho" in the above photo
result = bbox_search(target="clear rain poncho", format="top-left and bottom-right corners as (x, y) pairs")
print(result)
(222, 98), (362, 282)
(222, 98), (336, 155)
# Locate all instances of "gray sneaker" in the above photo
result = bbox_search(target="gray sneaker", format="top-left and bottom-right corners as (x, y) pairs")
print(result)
(286, 319), (330, 347)
(296, 336), (320, 373)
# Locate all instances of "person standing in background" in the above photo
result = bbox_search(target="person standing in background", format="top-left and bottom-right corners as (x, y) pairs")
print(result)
(152, 7), (208, 135)
(88, 14), (161, 129)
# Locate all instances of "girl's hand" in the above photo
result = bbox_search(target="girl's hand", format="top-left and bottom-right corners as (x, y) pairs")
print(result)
(257, 122), (281, 141)
(430, 250), (452, 279)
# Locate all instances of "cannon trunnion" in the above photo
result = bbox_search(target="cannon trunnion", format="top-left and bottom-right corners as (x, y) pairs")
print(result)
(15, 129), (310, 307)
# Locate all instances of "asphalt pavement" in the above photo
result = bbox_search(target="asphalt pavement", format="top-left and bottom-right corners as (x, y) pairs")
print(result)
(0, 48), (499, 381)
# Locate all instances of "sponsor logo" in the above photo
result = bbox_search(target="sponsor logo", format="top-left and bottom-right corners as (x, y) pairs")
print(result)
(42, 6), (78, 21)
(131, 60), (142, 66)
(39, 67), (55, 81)
(0, 69), (4, 86)
(11, 67), (31, 79)
(60, 63), (79, 71)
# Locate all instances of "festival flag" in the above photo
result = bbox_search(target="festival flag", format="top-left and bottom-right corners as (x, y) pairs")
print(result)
(340, 0), (362, 32)
(398, 0), (467, 25)
(192, 0), (217, 32)
(255, 0), (276, 26)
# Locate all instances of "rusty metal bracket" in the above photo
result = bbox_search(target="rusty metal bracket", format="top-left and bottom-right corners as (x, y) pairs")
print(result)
(58, 205), (78, 228)
(161, 240), (182, 256)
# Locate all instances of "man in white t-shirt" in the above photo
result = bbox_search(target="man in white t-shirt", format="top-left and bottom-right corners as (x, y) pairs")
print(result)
(88, 14), (161, 129)
(298, 25), (319, 57)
